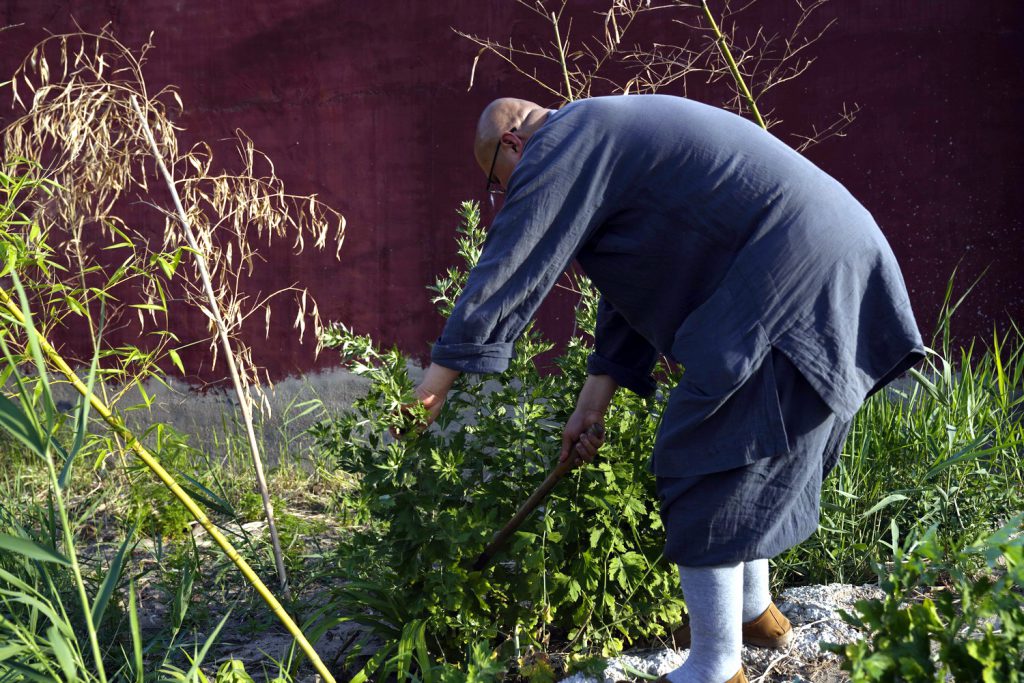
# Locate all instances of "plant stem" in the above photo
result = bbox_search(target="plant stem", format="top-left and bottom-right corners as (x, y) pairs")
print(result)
(550, 7), (575, 103)
(45, 457), (108, 683)
(700, 0), (768, 130)
(128, 95), (291, 601)
(0, 284), (337, 683)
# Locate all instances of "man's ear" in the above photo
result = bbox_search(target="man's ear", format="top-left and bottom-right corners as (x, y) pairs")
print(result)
(500, 131), (521, 154)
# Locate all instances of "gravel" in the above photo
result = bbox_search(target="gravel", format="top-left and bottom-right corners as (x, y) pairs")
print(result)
(560, 583), (883, 683)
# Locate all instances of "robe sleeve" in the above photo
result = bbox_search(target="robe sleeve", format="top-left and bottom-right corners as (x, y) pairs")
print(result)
(586, 296), (658, 397)
(431, 130), (615, 374)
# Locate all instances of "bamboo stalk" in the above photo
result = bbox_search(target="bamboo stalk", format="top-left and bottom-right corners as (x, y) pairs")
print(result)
(0, 284), (336, 683)
(128, 95), (291, 601)
(700, 0), (768, 130)
(550, 8), (575, 103)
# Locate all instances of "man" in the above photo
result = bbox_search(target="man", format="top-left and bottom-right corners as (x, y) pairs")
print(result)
(412, 95), (924, 683)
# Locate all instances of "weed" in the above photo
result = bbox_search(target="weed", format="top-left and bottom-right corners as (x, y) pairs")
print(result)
(314, 202), (683, 677)
(825, 516), (1024, 681)
(775, 294), (1024, 588)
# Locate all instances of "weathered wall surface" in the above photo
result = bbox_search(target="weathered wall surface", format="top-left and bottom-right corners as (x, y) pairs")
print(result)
(2, 1), (1022, 382)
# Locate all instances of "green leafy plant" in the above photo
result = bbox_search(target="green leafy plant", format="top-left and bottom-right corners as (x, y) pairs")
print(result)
(313, 201), (683, 678)
(825, 516), (1024, 682)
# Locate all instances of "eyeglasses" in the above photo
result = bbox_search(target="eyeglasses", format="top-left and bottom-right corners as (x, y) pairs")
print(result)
(485, 126), (517, 196)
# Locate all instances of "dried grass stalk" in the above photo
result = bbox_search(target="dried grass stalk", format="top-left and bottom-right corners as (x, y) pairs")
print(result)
(2, 25), (346, 606)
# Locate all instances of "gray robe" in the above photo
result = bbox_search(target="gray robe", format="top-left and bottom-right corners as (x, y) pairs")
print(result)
(433, 95), (924, 478)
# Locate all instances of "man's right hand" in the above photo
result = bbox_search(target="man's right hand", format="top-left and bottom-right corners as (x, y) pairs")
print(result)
(392, 363), (461, 438)
(559, 373), (619, 466)
(560, 410), (606, 466)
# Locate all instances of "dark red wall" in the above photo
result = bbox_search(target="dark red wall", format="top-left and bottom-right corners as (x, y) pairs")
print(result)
(2, 1), (1022, 379)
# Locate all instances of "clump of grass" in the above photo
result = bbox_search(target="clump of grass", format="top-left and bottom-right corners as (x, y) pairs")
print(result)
(775, 281), (1024, 587)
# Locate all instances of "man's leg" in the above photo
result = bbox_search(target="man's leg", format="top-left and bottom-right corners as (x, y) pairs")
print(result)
(666, 562), (743, 683)
(742, 558), (771, 622)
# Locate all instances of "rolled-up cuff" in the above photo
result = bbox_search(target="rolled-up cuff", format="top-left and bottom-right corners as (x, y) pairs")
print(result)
(431, 339), (513, 374)
(587, 353), (656, 397)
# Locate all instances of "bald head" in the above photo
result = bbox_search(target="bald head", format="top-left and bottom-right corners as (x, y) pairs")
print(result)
(473, 98), (550, 171)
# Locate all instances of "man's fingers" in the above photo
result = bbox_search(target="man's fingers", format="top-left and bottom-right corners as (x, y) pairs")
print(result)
(560, 431), (576, 462)
(571, 432), (600, 465)
(561, 421), (605, 465)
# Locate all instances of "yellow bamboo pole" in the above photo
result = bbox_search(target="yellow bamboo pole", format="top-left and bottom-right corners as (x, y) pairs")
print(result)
(0, 285), (336, 683)
(700, 0), (768, 130)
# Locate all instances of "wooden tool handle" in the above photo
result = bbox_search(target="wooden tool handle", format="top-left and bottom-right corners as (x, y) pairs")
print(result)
(472, 422), (604, 571)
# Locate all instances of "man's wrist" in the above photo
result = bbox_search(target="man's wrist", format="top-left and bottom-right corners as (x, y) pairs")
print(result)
(419, 362), (461, 398)
(577, 374), (618, 414)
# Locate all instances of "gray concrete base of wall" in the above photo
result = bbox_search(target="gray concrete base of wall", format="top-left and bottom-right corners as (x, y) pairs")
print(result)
(45, 365), (413, 469)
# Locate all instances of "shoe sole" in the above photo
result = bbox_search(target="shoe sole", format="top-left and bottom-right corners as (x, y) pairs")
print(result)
(742, 628), (794, 649)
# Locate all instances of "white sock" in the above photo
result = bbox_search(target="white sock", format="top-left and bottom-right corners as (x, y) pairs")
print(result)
(742, 558), (771, 622)
(667, 562), (743, 683)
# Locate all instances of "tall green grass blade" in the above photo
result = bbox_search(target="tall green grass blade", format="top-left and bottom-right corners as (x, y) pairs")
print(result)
(0, 643), (27, 660)
(91, 527), (136, 627)
(182, 610), (233, 682)
(412, 620), (435, 683)
(175, 470), (234, 517)
(922, 436), (1017, 481)
(128, 581), (144, 683)
(0, 659), (60, 682)
(860, 493), (909, 519)
(394, 619), (420, 682)
(69, 303), (103, 467)
(993, 325), (1007, 406)
(908, 367), (941, 402)
(349, 646), (393, 683)
(45, 624), (77, 682)
(214, 660), (256, 682)
(10, 272), (56, 434)
(171, 543), (197, 632)
(0, 534), (70, 565)
(0, 564), (48, 596)
(54, 439), (75, 491)
(0, 393), (47, 459)
(0, 596), (69, 641)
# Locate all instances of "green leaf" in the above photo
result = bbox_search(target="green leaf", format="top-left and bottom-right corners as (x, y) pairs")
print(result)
(91, 529), (136, 627)
(154, 253), (175, 279)
(129, 303), (166, 312)
(182, 611), (233, 681)
(214, 660), (256, 683)
(0, 659), (59, 683)
(0, 533), (70, 565)
(861, 493), (909, 518)
(128, 581), (144, 683)
(46, 624), (78, 682)
(167, 347), (186, 375)
(0, 392), (47, 460)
